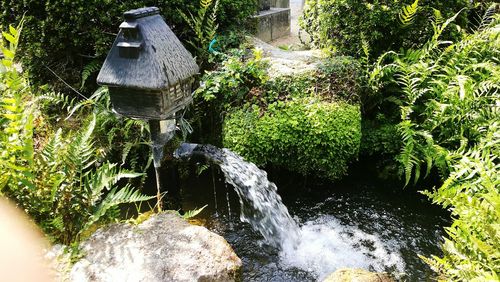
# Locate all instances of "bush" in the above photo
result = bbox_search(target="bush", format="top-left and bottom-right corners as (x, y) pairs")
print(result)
(263, 56), (363, 104)
(360, 115), (401, 158)
(370, 8), (500, 280)
(0, 0), (256, 89)
(0, 25), (153, 245)
(223, 98), (361, 180)
(300, 0), (475, 58)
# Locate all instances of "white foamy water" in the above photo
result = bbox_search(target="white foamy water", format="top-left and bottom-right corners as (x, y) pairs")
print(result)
(280, 215), (405, 280)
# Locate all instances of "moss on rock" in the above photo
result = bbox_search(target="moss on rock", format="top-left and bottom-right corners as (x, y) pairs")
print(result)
(223, 98), (361, 180)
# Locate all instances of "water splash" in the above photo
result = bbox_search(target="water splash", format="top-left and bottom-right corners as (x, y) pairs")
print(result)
(174, 144), (405, 278)
(280, 215), (405, 280)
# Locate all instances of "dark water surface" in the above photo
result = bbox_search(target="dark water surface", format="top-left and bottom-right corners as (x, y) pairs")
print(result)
(176, 162), (449, 281)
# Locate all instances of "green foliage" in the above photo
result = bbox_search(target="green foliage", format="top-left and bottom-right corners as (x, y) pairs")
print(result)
(0, 25), (153, 244)
(420, 125), (499, 281)
(80, 60), (102, 89)
(371, 9), (499, 185)
(195, 48), (269, 106)
(399, 0), (420, 27)
(300, 0), (476, 58)
(0, 0), (257, 89)
(179, 0), (220, 66)
(262, 56), (363, 105)
(223, 99), (361, 180)
(191, 48), (268, 144)
(181, 205), (208, 219)
(370, 8), (500, 280)
(360, 115), (401, 158)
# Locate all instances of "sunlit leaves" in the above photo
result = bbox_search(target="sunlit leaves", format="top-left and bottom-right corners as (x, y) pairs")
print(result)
(372, 11), (500, 281)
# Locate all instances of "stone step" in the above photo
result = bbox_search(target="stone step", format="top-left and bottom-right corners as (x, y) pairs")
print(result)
(252, 8), (290, 43)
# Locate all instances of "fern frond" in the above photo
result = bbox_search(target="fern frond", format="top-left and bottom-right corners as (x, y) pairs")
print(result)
(399, 0), (419, 27)
(182, 205), (208, 219)
(65, 115), (97, 172)
(84, 162), (143, 206)
(479, 3), (499, 30)
(81, 185), (154, 234)
(432, 8), (444, 26)
(38, 92), (77, 111)
(80, 60), (101, 89)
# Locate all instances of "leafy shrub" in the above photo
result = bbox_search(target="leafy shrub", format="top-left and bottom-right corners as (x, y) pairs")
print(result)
(223, 98), (361, 180)
(191, 48), (268, 144)
(0, 0), (257, 88)
(263, 56), (363, 104)
(370, 7), (500, 280)
(420, 125), (499, 281)
(0, 25), (153, 245)
(300, 0), (475, 58)
(360, 115), (401, 158)
(195, 48), (269, 107)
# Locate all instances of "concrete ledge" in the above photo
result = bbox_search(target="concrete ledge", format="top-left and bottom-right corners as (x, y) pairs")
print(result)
(252, 8), (291, 42)
(272, 0), (290, 8)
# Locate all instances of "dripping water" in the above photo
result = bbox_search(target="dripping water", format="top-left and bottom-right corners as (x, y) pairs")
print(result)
(212, 166), (218, 217)
(149, 119), (176, 210)
(225, 183), (232, 223)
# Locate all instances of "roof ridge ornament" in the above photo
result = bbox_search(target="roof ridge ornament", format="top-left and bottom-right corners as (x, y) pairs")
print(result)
(123, 7), (160, 20)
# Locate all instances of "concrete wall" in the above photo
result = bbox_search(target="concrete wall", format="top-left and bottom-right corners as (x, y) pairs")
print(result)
(271, 0), (290, 8)
(253, 8), (290, 42)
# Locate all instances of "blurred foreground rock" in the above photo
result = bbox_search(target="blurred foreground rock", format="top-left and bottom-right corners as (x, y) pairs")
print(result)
(70, 213), (242, 282)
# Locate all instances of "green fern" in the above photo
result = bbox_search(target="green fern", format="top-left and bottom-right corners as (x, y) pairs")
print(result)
(399, 0), (419, 27)
(179, 0), (220, 63)
(80, 60), (101, 89)
(182, 205), (208, 219)
(372, 12), (500, 280)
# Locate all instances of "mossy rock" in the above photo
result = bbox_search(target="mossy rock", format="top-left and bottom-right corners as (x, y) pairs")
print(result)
(223, 98), (361, 180)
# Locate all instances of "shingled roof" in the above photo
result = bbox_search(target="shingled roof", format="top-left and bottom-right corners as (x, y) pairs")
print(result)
(97, 7), (199, 90)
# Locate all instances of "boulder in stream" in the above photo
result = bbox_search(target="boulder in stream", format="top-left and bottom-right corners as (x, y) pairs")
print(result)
(323, 268), (395, 282)
(70, 212), (242, 282)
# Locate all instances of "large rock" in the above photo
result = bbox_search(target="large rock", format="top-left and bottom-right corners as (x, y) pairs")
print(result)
(251, 37), (325, 78)
(70, 213), (242, 282)
(323, 268), (395, 282)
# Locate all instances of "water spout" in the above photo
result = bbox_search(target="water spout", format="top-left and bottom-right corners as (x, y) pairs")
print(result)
(149, 119), (176, 211)
(174, 143), (300, 248)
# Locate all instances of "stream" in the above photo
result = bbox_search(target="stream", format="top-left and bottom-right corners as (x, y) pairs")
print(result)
(173, 146), (448, 281)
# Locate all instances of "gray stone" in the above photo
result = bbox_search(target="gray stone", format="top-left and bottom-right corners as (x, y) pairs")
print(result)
(271, 0), (290, 8)
(323, 268), (395, 282)
(70, 213), (242, 282)
(45, 244), (72, 281)
(251, 37), (325, 78)
(253, 8), (291, 42)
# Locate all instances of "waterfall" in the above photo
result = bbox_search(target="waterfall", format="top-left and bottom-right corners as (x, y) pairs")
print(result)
(174, 143), (405, 279)
(175, 144), (299, 247)
(219, 149), (300, 248)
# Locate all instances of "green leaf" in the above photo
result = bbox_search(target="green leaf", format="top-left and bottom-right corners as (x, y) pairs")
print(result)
(182, 205), (208, 219)
(2, 31), (16, 44)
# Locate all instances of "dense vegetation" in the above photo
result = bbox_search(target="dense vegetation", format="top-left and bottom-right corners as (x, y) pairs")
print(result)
(0, 0), (498, 280)
(300, 0), (481, 58)
(224, 100), (361, 180)
(0, 24), (153, 244)
(370, 10), (499, 279)
(194, 51), (362, 180)
(0, 0), (256, 89)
